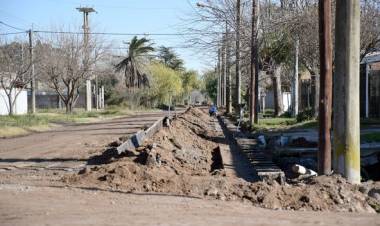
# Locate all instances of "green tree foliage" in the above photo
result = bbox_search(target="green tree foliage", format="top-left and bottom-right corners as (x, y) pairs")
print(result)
(181, 70), (200, 101)
(261, 31), (293, 68)
(201, 70), (217, 103)
(98, 70), (123, 106)
(157, 46), (184, 71)
(147, 63), (183, 105)
(115, 36), (154, 89)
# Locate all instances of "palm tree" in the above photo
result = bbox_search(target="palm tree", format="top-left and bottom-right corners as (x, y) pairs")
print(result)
(157, 46), (184, 71)
(115, 36), (154, 89)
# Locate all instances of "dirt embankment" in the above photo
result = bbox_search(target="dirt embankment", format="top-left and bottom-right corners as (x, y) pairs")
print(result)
(65, 108), (380, 213)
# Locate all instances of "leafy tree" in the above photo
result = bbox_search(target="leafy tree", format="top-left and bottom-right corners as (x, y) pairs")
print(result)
(181, 70), (200, 103)
(147, 63), (183, 105)
(202, 70), (217, 103)
(157, 46), (184, 71)
(115, 36), (154, 90)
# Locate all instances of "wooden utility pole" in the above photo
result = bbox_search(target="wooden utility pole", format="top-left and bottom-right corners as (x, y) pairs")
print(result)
(235, 0), (242, 111)
(292, 38), (299, 117)
(77, 7), (95, 112)
(222, 35), (227, 108)
(28, 28), (36, 114)
(221, 45), (225, 107)
(225, 23), (232, 113)
(250, 0), (259, 125)
(217, 48), (221, 107)
(333, 0), (361, 184)
(318, 0), (332, 175)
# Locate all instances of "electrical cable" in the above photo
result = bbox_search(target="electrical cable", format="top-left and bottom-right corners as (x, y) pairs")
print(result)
(0, 21), (27, 32)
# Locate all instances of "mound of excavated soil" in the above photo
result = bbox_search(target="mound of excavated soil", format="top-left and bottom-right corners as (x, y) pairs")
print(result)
(65, 108), (380, 213)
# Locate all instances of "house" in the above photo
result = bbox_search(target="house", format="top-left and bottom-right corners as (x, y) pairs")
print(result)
(361, 53), (380, 118)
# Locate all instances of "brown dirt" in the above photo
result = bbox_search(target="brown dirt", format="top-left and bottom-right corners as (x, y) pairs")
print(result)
(66, 108), (380, 214)
(2, 184), (380, 226)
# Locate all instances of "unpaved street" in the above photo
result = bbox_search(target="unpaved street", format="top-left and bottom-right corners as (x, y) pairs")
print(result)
(1, 184), (379, 226)
(0, 111), (166, 170)
(0, 108), (379, 226)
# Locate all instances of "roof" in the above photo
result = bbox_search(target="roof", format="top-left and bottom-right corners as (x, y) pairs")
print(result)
(361, 52), (380, 64)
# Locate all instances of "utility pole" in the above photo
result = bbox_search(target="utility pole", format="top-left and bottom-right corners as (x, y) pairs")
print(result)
(77, 7), (95, 112)
(101, 86), (105, 108)
(220, 46), (224, 107)
(222, 37), (226, 107)
(318, 0), (333, 175)
(217, 48), (221, 107)
(235, 0), (242, 111)
(292, 38), (299, 117)
(250, 0), (260, 126)
(249, 0), (256, 125)
(333, 0), (361, 184)
(254, 2), (260, 124)
(28, 28), (36, 114)
(95, 73), (99, 110)
(225, 22), (232, 114)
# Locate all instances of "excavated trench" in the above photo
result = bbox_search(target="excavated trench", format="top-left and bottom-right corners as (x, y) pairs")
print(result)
(64, 108), (380, 213)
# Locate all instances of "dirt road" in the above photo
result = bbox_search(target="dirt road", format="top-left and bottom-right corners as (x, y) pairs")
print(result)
(1, 184), (379, 226)
(0, 108), (379, 225)
(0, 111), (166, 170)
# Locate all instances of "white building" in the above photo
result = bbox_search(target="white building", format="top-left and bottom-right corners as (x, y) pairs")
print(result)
(262, 90), (292, 113)
(0, 88), (28, 115)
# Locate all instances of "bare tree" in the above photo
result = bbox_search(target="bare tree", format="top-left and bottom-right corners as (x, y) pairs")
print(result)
(0, 41), (32, 115)
(188, 0), (379, 118)
(37, 32), (105, 113)
(360, 0), (380, 59)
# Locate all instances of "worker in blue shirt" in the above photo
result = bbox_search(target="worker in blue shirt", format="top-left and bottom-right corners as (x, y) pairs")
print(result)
(209, 104), (218, 117)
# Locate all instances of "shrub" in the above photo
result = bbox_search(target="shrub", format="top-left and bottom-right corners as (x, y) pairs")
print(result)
(296, 108), (315, 122)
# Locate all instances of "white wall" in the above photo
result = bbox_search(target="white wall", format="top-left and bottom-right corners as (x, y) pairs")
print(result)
(264, 90), (292, 112)
(282, 92), (291, 112)
(0, 88), (28, 115)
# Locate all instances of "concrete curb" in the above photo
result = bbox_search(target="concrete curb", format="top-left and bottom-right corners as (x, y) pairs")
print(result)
(116, 107), (189, 155)
(116, 117), (165, 155)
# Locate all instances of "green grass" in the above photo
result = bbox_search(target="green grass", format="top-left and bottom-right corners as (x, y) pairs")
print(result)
(249, 117), (317, 132)
(0, 106), (134, 138)
(361, 118), (380, 127)
(361, 132), (380, 143)
(249, 117), (296, 131)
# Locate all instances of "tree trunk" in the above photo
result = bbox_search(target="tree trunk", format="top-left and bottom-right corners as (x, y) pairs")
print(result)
(225, 24), (232, 114)
(273, 65), (283, 116)
(292, 38), (299, 117)
(250, 0), (259, 125)
(313, 74), (320, 117)
(7, 93), (14, 116)
(235, 0), (242, 112)
(65, 102), (71, 114)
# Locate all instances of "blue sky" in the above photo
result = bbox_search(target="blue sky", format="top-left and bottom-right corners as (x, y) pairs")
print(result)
(0, 0), (210, 72)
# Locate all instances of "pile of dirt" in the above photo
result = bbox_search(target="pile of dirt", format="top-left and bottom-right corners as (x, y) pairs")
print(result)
(64, 107), (380, 213)
(65, 107), (227, 196)
(228, 175), (380, 213)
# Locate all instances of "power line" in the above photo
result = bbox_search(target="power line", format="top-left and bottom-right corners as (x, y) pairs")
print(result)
(0, 31), (27, 36)
(0, 21), (27, 32)
(33, 30), (222, 36)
